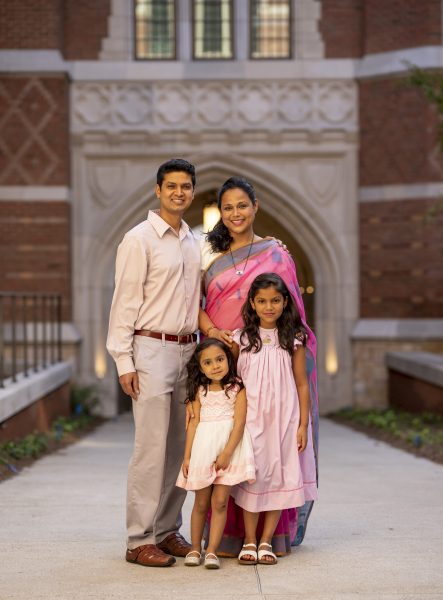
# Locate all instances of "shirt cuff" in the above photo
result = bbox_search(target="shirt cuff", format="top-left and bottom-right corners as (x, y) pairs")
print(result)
(116, 357), (136, 377)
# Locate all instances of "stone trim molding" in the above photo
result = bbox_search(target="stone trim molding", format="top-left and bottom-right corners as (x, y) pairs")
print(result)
(3, 47), (443, 80)
(0, 50), (68, 73)
(359, 183), (443, 202)
(385, 351), (443, 389)
(356, 45), (443, 79)
(0, 186), (70, 201)
(0, 362), (72, 423)
(71, 80), (357, 134)
(352, 319), (443, 340)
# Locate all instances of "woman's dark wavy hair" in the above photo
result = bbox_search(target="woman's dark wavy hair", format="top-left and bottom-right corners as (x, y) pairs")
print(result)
(240, 273), (307, 355)
(206, 176), (257, 252)
(185, 338), (243, 403)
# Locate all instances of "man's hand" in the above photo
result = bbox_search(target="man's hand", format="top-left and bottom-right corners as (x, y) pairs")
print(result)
(119, 371), (140, 400)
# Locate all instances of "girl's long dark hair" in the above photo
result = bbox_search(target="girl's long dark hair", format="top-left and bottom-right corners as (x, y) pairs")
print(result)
(185, 338), (242, 403)
(207, 177), (257, 252)
(241, 273), (307, 355)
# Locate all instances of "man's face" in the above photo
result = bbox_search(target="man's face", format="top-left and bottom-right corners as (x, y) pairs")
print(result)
(156, 171), (194, 216)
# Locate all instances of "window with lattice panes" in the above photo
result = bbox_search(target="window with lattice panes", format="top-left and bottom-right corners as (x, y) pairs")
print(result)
(135, 0), (176, 59)
(193, 0), (233, 59)
(250, 0), (291, 59)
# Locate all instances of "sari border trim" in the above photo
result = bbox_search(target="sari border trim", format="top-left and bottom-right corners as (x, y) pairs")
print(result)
(204, 238), (276, 290)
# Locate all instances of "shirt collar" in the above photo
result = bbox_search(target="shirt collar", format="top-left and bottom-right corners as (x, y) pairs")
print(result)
(148, 210), (191, 239)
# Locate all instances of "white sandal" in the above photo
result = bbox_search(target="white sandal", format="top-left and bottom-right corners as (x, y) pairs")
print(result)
(184, 550), (202, 566)
(238, 543), (258, 565)
(257, 542), (278, 565)
(204, 552), (220, 569)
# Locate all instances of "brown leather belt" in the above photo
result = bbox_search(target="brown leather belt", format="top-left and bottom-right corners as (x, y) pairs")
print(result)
(134, 329), (197, 344)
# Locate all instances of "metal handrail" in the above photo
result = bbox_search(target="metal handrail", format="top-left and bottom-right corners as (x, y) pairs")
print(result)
(0, 293), (63, 388)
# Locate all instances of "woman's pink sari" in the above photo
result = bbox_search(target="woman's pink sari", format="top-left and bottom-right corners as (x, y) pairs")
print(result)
(204, 239), (318, 555)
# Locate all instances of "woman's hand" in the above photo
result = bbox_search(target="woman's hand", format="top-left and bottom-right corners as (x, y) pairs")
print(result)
(185, 402), (195, 430)
(297, 424), (308, 452)
(215, 451), (232, 471)
(210, 327), (234, 347)
(182, 458), (190, 478)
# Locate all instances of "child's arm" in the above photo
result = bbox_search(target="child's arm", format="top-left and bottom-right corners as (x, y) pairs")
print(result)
(215, 387), (247, 470)
(182, 397), (201, 477)
(292, 346), (310, 452)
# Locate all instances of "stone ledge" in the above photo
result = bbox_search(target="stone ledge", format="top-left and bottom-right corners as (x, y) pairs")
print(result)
(385, 352), (443, 389)
(0, 362), (73, 423)
(352, 319), (443, 340)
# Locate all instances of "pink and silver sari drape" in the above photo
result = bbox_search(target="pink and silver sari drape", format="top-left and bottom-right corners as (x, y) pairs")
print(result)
(203, 238), (318, 554)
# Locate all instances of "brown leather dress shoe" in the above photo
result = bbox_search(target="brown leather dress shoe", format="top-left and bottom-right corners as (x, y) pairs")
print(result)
(157, 532), (192, 557)
(126, 544), (175, 567)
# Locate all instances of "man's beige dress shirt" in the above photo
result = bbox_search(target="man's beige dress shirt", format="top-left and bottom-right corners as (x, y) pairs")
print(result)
(107, 210), (201, 376)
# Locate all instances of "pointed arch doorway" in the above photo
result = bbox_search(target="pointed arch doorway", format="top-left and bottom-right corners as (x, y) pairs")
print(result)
(73, 153), (357, 418)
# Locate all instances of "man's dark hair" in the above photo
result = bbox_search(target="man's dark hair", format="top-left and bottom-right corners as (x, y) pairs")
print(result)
(156, 158), (196, 188)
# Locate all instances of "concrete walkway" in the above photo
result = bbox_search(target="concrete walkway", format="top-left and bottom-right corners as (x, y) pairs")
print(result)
(1, 416), (443, 600)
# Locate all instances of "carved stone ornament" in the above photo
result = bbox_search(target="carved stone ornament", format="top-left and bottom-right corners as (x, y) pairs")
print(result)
(88, 160), (125, 207)
(72, 81), (357, 134)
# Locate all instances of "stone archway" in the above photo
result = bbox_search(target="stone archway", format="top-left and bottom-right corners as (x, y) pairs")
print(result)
(73, 151), (357, 416)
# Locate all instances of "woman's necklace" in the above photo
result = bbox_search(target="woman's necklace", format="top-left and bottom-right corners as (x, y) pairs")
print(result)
(229, 234), (254, 276)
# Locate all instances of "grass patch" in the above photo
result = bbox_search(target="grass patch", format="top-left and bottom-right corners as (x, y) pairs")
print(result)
(329, 407), (443, 465)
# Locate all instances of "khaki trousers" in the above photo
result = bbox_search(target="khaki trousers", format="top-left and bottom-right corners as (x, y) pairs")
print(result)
(127, 335), (196, 550)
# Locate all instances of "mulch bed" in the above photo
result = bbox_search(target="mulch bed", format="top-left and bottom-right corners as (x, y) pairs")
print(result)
(0, 418), (105, 484)
(328, 415), (443, 466)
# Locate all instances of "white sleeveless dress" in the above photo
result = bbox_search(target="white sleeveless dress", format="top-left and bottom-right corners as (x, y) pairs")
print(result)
(176, 386), (255, 491)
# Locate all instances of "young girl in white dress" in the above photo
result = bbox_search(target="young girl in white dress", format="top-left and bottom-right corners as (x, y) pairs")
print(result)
(176, 339), (255, 569)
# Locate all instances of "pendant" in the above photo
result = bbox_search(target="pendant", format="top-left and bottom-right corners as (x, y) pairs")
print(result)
(236, 270), (244, 276)
(263, 335), (272, 344)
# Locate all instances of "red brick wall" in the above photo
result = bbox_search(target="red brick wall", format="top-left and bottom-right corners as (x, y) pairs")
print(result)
(0, 0), (62, 49)
(0, 202), (71, 320)
(364, 0), (442, 55)
(320, 0), (363, 58)
(360, 198), (443, 318)
(0, 76), (69, 185)
(62, 0), (111, 60)
(359, 77), (443, 186)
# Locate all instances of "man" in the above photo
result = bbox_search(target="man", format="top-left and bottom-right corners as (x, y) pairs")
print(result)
(107, 159), (201, 567)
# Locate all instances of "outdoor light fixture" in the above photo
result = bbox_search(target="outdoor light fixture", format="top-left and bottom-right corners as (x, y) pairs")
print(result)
(94, 347), (107, 379)
(325, 324), (338, 375)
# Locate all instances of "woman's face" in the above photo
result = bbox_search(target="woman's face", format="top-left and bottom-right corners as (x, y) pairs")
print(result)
(219, 188), (258, 237)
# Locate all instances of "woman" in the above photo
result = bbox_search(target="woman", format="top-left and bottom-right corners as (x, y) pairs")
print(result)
(194, 177), (318, 557)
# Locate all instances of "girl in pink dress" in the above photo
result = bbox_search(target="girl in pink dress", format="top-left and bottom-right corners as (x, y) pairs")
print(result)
(231, 273), (317, 565)
(176, 339), (255, 569)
